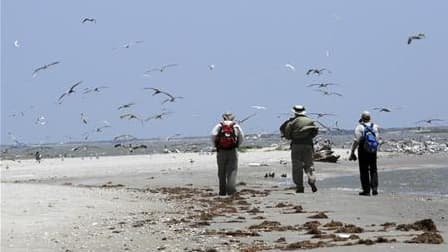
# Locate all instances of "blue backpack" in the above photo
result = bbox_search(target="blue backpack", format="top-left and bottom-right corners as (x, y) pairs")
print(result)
(362, 123), (379, 153)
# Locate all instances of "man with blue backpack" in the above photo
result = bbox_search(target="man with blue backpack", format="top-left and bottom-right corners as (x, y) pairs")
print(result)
(349, 111), (380, 196)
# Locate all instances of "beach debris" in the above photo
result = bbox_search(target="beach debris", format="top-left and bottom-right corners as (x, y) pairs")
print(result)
(396, 218), (438, 232)
(381, 139), (448, 154)
(284, 240), (327, 250)
(308, 212), (329, 219)
(248, 162), (268, 167)
(405, 232), (444, 244)
(264, 172), (275, 178)
(313, 139), (340, 162)
(335, 224), (364, 233)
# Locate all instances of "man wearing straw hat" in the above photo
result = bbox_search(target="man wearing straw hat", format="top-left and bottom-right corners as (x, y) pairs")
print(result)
(281, 105), (319, 193)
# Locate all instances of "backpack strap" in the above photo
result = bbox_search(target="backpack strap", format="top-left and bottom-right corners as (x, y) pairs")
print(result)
(361, 123), (376, 136)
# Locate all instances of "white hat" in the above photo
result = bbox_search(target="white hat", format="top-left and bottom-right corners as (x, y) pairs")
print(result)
(291, 105), (306, 115)
(360, 111), (371, 121)
(222, 112), (235, 121)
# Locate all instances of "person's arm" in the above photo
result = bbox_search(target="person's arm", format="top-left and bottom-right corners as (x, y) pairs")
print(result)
(349, 125), (363, 161)
(236, 124), (244, 146)
(211, 123), (221, 146)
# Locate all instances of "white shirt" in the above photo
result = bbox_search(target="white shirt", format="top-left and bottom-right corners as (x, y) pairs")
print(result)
(354, 122), (379, 143)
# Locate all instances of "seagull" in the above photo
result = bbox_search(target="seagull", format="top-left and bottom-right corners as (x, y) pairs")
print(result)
(407, 33), (425, 45)
(284, 64), (296, 72)
(58, 81), (82, 104)
(120, 113), (144, 124)
(94, 125), (111, 133)
(306, 68), (331, 75)
(81, 17), (96, 24)
(238, 113), (257, 124)
(251, 105), (267, 110)
(143, 87), (167, 96)
(373, 107), (392, 113)
(314, 89), (342, 97)
(145, 111), (172, 121)
(113, 40), (144, 50)
(113, 134), (137, 141)
(35, 116), (47, 125)
(416, 119), (444, 124)
(80, 113), (88, 124)
(82, 86), (108, 94)
(307, 82), (339, 88)
(144, 64), (178, 74)
(14, 40), (21, 48)
(32, 61), (60, 78)
(208, 64), (215, 70)
(309, 112), (336, 118)
(162, 96), (183, 105)
(117, 102), (136, 110)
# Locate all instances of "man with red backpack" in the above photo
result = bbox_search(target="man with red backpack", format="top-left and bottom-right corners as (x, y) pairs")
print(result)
(349, 111), (380, 196)
(211, 112), (244, 196)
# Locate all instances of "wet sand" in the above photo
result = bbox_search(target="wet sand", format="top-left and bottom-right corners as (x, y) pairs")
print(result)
(1, 149), (447, 251)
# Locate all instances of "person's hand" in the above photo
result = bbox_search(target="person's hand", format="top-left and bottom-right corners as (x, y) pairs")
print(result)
(349, 153), (357, 161)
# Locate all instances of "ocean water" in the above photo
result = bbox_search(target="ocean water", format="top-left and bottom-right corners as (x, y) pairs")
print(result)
(320, 167), (448, 197)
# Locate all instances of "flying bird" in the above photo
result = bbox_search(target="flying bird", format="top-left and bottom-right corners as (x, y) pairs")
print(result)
(416, 119), (444, 124)
(307, 82), (339, 88)
(144, 64), (178, 74)
(309, 112), (336, 118)
(82, 86), (108, 94)
(94, 125), (111, 133)
(117, 102), (136, 110)
(251, 105), (267, 110)
(113, 134), (137, 141)
(58, 81), (82, 104)
(14, 40), (21, 48)
(143, 87), (167, 96)
(407, 33), (425, 45)
(32, 61), (60, 78)
(145, 111), (172, 121)
(306, 68), (331, 75)
(238, 113), (257, 124)
(35, 116), (47, 125)
(161, 95), (183, 105)
(208, 64), (215, 70)
(314, 89), (342, 97)
(373, 107), (392, 113)
(81, 17), (96, 23)
(284, 64), (296, 72)
(80, 113), (88, 124)
(113, 40), (144, 50)
(120, 113), (144, 125)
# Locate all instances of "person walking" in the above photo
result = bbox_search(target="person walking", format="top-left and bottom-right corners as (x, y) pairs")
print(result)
(211, 112), (244, 196)
(349, 111), (380, 196)
(281, 105), (319, 193)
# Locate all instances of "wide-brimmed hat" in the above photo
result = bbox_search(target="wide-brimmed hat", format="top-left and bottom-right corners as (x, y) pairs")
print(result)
(291, 105), (306, 115)
(222, 112), (235, 121)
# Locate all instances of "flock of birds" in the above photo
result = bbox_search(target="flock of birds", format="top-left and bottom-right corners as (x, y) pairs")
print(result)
(5, 14), (446, 151)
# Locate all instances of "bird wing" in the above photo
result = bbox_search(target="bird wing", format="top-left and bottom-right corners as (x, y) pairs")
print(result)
(307, 83), (319, 87)
(161, 64), (178, 70)
(238, 113), (257, 124)
(32, 66), (45, 77)
(407, 37), (412, 44)
(306, 69), (313, 75)
(69, 81), (83, 92)
(57, 92), (67, 103)
(331, 92), (343, 96)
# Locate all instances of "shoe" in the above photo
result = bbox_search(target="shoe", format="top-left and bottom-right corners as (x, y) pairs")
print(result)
(308, 181), (318, 193)
(372, 190), (378, 196)
(359, 191), (370, 196)
(296, 187), (304, 193)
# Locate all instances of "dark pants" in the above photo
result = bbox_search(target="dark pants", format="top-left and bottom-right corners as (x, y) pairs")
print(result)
(358, 148), (378, 193)
(217, 148), (238, 195)
(291, 144), (315, 190)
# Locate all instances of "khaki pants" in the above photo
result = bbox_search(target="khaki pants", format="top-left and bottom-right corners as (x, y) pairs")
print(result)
(217, 148), (238, 195)
(291, 144), (315, 190)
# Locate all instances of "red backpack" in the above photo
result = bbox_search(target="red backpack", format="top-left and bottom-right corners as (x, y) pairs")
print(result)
(216, 122), (238, 149)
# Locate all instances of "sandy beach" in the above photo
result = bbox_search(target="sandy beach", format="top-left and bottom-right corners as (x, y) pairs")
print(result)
(1, 149), (447, 251)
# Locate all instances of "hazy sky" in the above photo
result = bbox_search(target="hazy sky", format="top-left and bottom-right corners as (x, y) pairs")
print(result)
(1, 0), (447, 145)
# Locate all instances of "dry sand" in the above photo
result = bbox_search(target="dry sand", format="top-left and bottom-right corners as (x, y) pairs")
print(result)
(1, 149), (447, 251)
